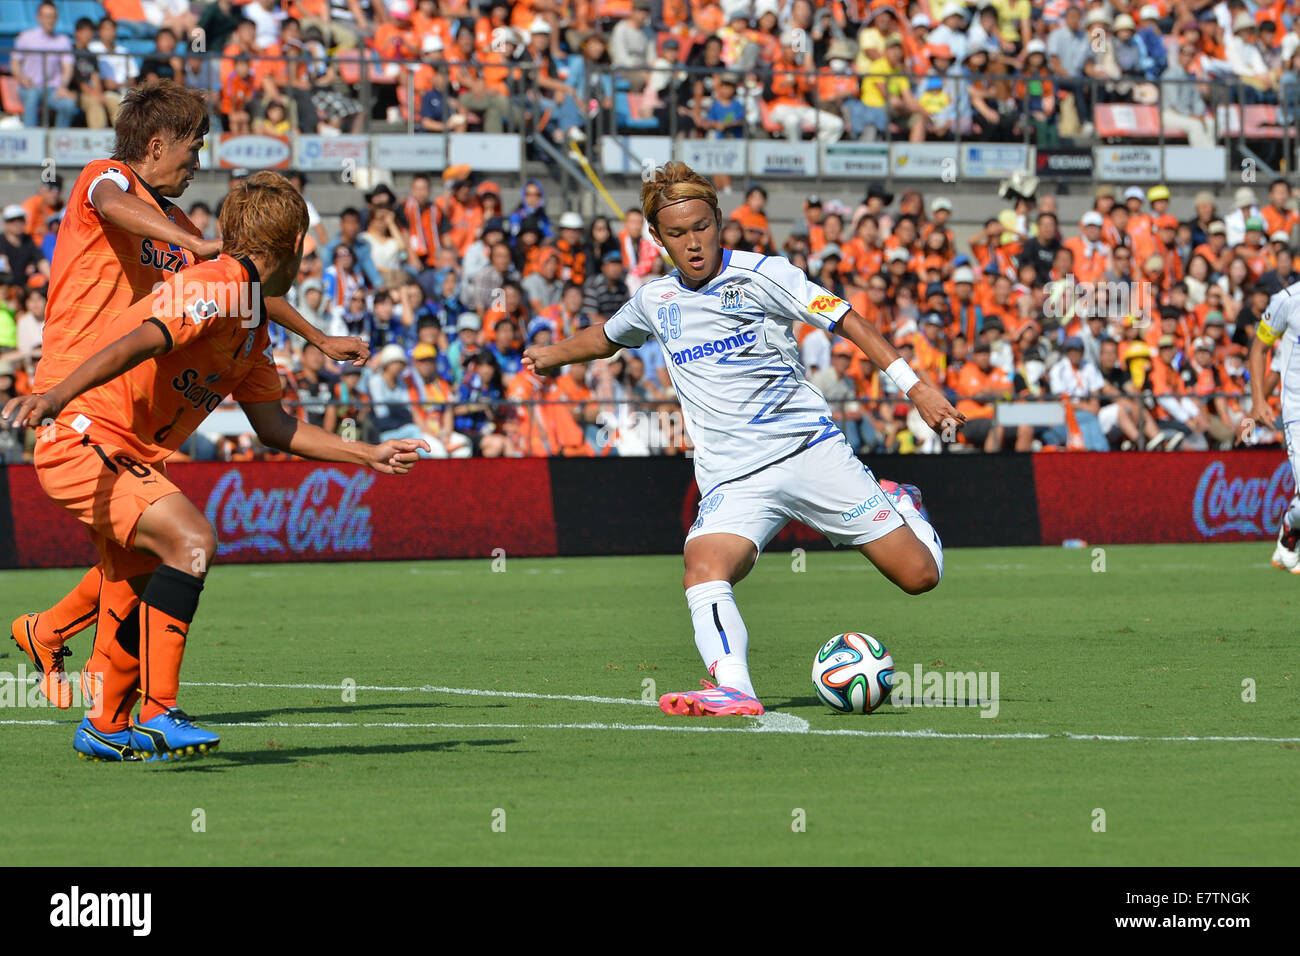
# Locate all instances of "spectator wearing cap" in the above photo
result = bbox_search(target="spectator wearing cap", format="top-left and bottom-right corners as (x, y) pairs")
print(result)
(366, 343), (434, 453)
(446, 311), (482, 383)
(1161, 39), (1216, 147)
(1044, 337), (1109, 451)
(1147, 333), (1217, 450)
(0, 205), (48, 289)
(816, 38), (867, 140)
(405, 341), (472, 458)
(1134, 5), (1168, 80)
(13, 1), (79, 128)
(555, 211), (589, 286)
(948, 266), (983, 344)
(1015, 40), (1056, 144)
(1065, 212), (1111, 286)
(1224, 186), (1261, 249)
(583, 249), (631, 324)
(1228, 12), (1274, 102)
(1237, 216), (1270, 279)
(293, 277), (330, 335)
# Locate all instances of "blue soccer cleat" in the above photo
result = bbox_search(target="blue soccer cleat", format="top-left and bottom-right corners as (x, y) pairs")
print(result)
(73, 717), (140, 762)
(131, 709), (220, 760)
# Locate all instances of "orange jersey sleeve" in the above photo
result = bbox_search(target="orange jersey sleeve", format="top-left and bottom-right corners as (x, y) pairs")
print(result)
(61, 256), (282, 463)
(38, 159), (201, 392)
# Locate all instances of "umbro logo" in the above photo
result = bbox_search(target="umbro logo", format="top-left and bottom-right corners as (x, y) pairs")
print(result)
(659, 290), (677, 299)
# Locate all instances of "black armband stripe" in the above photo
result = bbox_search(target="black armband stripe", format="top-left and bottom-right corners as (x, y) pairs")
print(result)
(144, 317), (173, 352)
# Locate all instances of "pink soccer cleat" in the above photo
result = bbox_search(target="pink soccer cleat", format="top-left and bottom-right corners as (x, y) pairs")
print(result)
(878, 478), (924, 514)
(659, 679), (764, 717)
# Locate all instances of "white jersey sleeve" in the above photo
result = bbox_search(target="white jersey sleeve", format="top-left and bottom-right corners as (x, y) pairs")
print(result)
(603, 288), (655, 348)
(1261, 280), (1300, 425)
(736, 255), (852, 333)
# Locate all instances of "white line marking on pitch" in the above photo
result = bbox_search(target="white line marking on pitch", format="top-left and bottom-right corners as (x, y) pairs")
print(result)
(3, 677), (1296, 742)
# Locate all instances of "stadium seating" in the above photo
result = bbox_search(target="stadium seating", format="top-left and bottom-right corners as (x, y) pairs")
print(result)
(1093, 103), (1188, 142)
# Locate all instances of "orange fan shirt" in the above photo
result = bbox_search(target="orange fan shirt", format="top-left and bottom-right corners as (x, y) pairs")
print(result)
(38, 159), (200, 392)
(59, 255), (282, 464)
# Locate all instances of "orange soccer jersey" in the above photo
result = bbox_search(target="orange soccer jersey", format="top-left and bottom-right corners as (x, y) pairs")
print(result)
(60, 255), (283, 465)
(37, 159), (200, 392)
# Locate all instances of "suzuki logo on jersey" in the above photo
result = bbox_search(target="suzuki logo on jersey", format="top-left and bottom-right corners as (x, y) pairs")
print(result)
(720, 286), (745, 312)
(670, 330), (757, 366)
(139, 238), (186, 273)
(841, 494), (883, 522)
(807, 295), (845, 314)
(171, 368), (224, 412)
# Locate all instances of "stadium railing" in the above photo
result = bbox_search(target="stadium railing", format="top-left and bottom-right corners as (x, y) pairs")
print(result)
(3, 48), (1298, 184)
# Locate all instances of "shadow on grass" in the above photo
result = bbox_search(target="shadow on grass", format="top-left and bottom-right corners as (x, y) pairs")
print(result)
(150, 738), (528, 771)
(201, 699), (506, 723)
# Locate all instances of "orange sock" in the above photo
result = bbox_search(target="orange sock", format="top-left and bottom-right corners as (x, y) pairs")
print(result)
(87, 606), (142, 735)
(139, 567), (205, 722)
(34, 565), (103, 648)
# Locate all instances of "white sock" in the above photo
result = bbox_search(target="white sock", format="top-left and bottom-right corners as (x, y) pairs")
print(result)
(890, 490), (944, 580)
(685, 581), (755, 698)
(1287, 496), (1300, 531)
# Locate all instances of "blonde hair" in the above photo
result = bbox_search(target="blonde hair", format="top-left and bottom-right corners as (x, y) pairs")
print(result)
(639, 162), (719, 230)
(219, 171), (309, 263)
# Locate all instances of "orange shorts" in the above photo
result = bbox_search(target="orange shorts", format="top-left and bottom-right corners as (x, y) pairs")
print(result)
(34, 423), (177, 582)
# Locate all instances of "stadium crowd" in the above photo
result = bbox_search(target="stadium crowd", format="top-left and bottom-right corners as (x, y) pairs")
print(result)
(10, 1), (1300, 141)
(1, 0), (1297, 462)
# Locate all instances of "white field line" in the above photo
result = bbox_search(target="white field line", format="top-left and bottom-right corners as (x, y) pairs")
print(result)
(2, 676), (1296, 742)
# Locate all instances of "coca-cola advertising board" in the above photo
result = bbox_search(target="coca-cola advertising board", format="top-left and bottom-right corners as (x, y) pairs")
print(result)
(1033, 450), (1294, 545)
(2, 460), (557, 568)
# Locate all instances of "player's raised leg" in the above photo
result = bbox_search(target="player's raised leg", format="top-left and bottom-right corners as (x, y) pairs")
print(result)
(126, 493), (220, 759)
(866, 480), (943, 594)
(10, 564), (103, 708)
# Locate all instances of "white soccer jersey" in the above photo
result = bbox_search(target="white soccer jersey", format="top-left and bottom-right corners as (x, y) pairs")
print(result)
(603, 248), (853, 495)
(1260, 280), (1300, 425)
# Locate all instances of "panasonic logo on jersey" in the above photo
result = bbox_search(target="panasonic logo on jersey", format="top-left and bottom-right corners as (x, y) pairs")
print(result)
(671, 330), (758, 365)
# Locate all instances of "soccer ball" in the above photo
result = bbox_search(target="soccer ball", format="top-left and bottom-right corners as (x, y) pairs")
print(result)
(812, 633), (895, 714)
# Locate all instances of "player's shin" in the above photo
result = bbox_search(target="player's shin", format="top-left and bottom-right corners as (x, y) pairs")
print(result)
(33, 564), (103, 647)
(889, 489), (945, 582)
(138, 566), (205, 722)
(82, 575), (143, 710)
(88, 606), (143, 735)
(685, 581), (756, 698)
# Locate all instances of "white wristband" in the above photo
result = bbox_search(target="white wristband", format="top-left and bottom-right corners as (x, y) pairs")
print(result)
(886, 357), (920, 395)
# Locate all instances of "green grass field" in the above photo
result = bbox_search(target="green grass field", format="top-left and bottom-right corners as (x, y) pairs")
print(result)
(1, 542), (1296, 866)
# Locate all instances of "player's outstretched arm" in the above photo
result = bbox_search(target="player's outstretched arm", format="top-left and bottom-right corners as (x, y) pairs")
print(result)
(523, 323), (622, 374)
(93, 181), (222, 259)
(240, 400), (428, 474)
(1, 322), (170, 428)
(264, 296), (370, 366)
(1248, 334), (1276, 430)
(836, 309), (964, 432)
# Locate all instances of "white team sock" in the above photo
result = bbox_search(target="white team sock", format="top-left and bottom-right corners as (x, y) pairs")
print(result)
(1286, 496), (1300, 532)
(684, 581), (755, 698)
(890, 490), (945, 580)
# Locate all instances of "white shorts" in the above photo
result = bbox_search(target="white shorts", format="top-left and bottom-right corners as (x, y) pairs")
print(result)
(686, 438), (906, 551)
